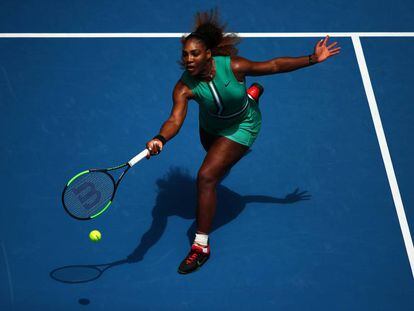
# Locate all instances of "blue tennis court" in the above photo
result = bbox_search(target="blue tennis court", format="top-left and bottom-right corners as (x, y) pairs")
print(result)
(1, 1), (414, 310)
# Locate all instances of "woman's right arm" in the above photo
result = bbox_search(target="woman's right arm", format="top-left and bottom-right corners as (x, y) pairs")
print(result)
(146, 80), (192, 157)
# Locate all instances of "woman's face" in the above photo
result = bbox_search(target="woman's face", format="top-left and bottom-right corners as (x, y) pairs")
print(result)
(182, 38), (211, 76)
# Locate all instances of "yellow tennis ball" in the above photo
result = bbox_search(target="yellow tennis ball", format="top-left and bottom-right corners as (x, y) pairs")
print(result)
(89, 230), (101, 242)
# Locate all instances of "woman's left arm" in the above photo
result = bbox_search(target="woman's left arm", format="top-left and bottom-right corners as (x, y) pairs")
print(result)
(232, 35), (341, 78)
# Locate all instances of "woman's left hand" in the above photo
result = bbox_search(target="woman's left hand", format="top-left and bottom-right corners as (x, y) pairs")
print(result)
(313, 35), (341, 63)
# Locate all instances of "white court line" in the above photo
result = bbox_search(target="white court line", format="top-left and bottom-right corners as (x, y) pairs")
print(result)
(0, 32), (414, 38)
(1, 241), (14, 309)
(352, 35), (414, 278)
(0, 31), (413, 278)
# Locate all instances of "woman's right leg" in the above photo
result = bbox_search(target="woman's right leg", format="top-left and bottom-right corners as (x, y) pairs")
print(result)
(199, 127), (218, 152)
(178, 134), (249, 274)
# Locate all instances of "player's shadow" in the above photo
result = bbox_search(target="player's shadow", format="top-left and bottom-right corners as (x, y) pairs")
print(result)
(50, 166), (310, 284)
(127, 166), (310, 262)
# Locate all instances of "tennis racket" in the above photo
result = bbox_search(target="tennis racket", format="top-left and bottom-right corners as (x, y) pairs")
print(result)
(61, 149), (149, 220)
(50, 259), (127, 283)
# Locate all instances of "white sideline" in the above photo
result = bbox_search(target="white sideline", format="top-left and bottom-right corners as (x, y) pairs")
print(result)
(1, 241), (14, 308)
(352, 35), (414, 278)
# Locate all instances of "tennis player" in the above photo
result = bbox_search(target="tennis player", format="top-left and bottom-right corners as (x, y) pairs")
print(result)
(146, 9), (341, 274)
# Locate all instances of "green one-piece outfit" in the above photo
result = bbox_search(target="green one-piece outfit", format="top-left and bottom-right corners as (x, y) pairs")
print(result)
(180, 56), (262, 147)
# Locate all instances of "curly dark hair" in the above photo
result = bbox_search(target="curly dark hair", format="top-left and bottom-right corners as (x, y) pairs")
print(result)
(179, 8), (240, 67)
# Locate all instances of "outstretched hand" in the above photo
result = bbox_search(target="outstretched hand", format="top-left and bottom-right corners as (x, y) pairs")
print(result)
(314, 35), (341, 63)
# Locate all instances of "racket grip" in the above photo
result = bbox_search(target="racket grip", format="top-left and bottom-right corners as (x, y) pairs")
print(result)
(128, 149), (150, 167)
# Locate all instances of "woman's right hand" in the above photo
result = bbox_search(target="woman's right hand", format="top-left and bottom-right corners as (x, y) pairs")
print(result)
(145, 139), (164, 159)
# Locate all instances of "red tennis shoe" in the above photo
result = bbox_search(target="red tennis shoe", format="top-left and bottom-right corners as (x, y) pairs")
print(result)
(246, 82), (264, 103)
(178, 244), (210, 274)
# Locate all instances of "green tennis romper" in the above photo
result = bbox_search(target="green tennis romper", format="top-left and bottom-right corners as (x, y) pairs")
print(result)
(180, 56), (262, 147)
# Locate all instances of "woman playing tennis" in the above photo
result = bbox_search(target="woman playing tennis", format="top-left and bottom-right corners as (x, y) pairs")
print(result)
(146, 10), (340, 274)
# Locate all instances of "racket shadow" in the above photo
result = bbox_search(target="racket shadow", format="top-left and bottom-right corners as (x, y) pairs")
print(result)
(127, 166), (311, 261)
(49, 259), (127, 284)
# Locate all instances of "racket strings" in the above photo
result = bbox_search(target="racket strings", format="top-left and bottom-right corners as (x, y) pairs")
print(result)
(63, 171), (115, 219)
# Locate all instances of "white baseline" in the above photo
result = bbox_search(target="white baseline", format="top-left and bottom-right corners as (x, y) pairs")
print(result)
(0, 32), (414, 38)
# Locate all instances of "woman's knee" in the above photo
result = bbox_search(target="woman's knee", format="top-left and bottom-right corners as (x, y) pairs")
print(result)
(197, 167), (220, 188)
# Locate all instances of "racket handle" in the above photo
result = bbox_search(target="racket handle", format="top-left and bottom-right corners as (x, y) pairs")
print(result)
(128, 149), (150, 167)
